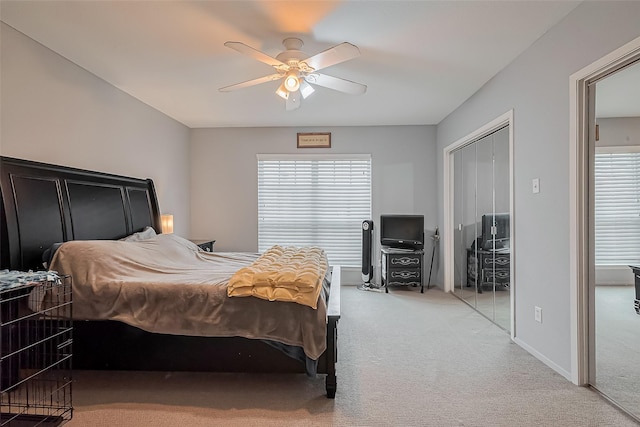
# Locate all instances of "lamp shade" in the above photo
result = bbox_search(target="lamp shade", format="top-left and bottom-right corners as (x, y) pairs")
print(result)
(161, 214), (174, 234)
(275, 81), (289, 100)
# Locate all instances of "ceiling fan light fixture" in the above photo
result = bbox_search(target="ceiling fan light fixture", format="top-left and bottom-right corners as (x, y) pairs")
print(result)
(221, 38), (366, 110)
(284, 71), (300, 92)
(276, 81), (289, 99)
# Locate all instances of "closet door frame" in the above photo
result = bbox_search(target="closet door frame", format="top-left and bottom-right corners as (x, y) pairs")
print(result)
(443, 110), (515, 338)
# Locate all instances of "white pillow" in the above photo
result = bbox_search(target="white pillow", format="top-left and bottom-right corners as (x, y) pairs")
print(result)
(120, 226), (157, 242)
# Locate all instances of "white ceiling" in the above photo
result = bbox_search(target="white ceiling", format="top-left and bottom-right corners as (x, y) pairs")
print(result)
(5, 0), (633, 129)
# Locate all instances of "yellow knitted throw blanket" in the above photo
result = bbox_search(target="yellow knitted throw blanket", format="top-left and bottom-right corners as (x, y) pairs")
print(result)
(227, 245), (328, 309)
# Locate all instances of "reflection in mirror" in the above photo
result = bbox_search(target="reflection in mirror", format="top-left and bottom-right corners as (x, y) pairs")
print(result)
(475, 132), (495, 320)
(450, 125), (511, 333)
(461, 143), (477, 307)
(453, 149), (466, 300)
(492, 128), (511, 330)
(593, 58), (640, 421)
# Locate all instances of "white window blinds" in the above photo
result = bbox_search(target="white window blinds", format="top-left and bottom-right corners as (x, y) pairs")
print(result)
(594, 150), (640, 265)
(257, 154), (371, 267)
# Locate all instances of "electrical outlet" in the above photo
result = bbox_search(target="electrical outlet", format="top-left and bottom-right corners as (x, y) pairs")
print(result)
(535, 306), (542, 323)
(532, 178), (540, 194)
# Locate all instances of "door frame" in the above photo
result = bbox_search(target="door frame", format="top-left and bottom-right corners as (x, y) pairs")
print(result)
(443, 110), (515, 337)
(569, 35), (640, 385)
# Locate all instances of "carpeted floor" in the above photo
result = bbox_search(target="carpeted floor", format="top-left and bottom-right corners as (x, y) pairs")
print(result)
(457, 286), (510, 331)
(66, 285), (638, 426)
(595, 285), (640, 421)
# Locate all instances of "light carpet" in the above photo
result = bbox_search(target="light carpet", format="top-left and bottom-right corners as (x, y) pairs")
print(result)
(595, 285), (640, 421)
(66, 285), (638, 426)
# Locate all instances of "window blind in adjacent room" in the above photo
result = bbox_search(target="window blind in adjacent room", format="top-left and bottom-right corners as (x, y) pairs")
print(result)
(257, 154), (371, 267)
(594, 149), (640, 265)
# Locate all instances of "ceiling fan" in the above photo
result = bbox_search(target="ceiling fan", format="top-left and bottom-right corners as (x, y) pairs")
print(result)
(219, 37), (367, 111)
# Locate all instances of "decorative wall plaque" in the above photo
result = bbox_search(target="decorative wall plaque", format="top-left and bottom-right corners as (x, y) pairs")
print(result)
(297, 132), (331, 148)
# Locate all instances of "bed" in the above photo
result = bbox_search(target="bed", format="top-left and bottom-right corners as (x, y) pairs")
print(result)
(0, 156), (340, 398)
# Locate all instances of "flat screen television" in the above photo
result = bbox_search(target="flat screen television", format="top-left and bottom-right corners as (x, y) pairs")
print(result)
(380, 214), (424, 250)
(481, 212), (510, 250)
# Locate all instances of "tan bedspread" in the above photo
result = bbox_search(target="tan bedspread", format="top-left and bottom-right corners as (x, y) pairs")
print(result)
(227, 245), (328, 309)
(47, 234), (328, 360)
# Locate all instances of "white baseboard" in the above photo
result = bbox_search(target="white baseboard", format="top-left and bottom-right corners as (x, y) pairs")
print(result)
(341, 266), (363, 285)
(514, 337), (573, 383)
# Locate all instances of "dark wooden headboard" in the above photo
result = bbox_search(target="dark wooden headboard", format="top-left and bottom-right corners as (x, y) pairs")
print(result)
(0, 156), (162, 271)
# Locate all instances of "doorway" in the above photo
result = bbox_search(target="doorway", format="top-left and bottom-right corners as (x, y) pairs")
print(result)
(570, 36), (640, 421)
(444, 111), (514, 334)
(593, 61), (640, 420)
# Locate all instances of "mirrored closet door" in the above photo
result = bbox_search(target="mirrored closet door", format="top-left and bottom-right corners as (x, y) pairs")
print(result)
(453, 143), (478, 306)
(452, 126), (511, 331)
(591, 59), (640, 421)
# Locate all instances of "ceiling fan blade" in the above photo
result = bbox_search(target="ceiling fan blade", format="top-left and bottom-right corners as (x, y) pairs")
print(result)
(219, 73), (283, 92)
(224, 41), (287, 69)
(301, 42), (360, 72)
(286, 90), (301, 111)
(305, 73), (367, 95)
(299, 80), (315, 99)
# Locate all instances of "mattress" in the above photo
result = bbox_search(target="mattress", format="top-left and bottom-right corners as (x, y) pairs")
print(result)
(45, 234), (329, 360)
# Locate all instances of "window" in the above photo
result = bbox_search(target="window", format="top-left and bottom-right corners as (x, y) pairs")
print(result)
(257, 154), (371, 267)
(594, 148), (640, 265)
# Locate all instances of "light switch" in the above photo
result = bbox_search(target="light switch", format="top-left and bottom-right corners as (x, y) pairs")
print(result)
(532, 178), (540, 194)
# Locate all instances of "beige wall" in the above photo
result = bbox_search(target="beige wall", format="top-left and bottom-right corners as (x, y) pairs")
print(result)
(436, 1), (640, 379)
(0, 23), (191, 236)
(189, 125), (437, 283)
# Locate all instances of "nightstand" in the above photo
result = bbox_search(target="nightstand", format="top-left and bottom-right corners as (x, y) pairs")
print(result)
(381, 247), (424, 293)
(190, 239), (216, 252)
